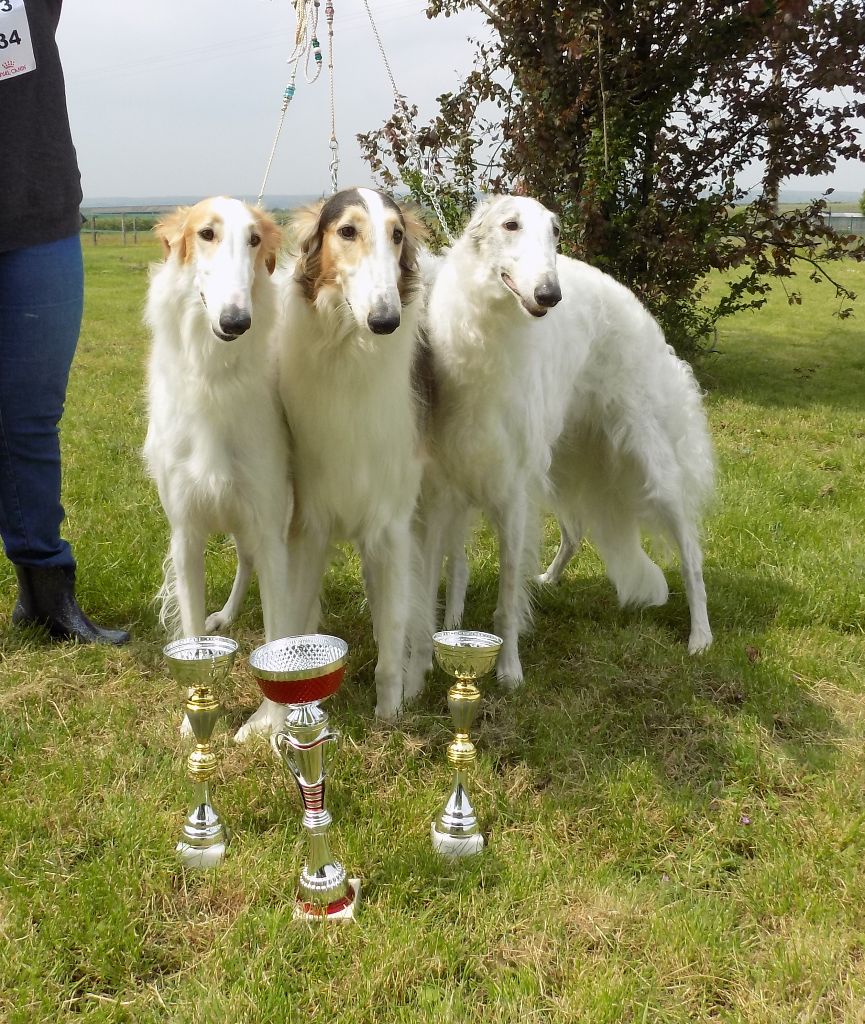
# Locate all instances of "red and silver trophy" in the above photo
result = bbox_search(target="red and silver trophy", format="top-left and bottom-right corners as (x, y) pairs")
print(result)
(248, 634), (360, 920)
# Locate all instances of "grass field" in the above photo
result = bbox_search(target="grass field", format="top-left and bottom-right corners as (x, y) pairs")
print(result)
(1, 243), (864, 1023)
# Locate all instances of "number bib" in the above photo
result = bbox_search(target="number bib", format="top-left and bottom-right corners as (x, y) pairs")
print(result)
(0, 0), (36, 82)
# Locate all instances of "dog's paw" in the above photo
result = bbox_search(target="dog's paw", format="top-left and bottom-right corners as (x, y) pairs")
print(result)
(204, 609), (233, 634)
(496, 654), (524, 691)
(234, 698), (286, 743)
(375, 697), (404, 722)
(534, 569), (559, 587)
(688, 626), (713, 655)
(403, 663), (428, 703)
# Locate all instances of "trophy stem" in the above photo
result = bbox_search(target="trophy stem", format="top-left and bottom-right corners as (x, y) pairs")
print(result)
(432, 678), (486, 857)
(274, 702), (359, 919)
(177, 683), (228, 869)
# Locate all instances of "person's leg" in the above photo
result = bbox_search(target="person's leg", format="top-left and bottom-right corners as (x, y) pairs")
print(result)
(0, 235), (81, 568)
(0, 235), (129, 643)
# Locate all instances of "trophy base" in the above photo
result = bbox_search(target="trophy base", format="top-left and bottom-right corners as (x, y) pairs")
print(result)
(176, 838), (227, 869)
(431, 821), (485, 858)
(294, 879), (361, 921)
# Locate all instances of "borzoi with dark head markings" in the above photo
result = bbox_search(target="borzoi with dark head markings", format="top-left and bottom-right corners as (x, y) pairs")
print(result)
(144, 198), (294, 686)
(409, 194), (714, 693)
(252, 187), (429, 731)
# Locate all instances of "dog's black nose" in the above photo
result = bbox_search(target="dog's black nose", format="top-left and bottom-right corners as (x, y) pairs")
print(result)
(534, 281), (562, 308)
(219, 305), (252, 337)
(367, 309), (401, 335)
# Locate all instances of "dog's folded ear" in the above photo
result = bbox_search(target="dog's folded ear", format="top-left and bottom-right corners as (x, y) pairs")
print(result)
(153, 207), (191, 262)
(466, 195), (495, 249)
(290, 199), (326, 297)
(397, 203), (429, 301)
(251, 207), (283, 276)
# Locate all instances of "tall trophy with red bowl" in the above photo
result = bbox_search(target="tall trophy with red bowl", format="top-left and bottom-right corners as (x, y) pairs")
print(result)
(248, 634), (360, 920)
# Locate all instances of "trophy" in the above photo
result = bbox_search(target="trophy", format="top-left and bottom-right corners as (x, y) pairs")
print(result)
(248, 634), (360, 920)
(164, 635), (238, 869)
(431, 629), (503, 857)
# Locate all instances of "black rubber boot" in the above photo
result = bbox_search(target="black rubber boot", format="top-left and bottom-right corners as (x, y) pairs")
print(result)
(11, 565), (130, 645)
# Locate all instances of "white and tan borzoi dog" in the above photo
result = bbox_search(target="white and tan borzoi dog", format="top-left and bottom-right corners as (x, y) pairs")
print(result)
(144, 197), (294, 669)
(250, 186), (428, 727)
(410, 194), (714, 692)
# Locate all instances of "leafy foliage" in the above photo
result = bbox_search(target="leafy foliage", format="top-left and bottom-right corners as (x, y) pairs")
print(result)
(359, 0), (865, 356)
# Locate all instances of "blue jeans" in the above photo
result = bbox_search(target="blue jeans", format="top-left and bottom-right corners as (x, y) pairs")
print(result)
(0, 234), (83, 569)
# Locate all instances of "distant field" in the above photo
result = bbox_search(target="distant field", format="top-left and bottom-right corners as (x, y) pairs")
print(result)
(1, 245), (864, 1022)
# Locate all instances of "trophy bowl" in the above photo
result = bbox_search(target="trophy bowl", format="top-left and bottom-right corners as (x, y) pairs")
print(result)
(432, 630), (503, 680)
(248, 634), (348, 704)
(164, 635), (239, 689)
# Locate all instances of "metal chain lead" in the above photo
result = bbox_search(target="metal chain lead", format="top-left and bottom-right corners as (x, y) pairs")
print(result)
(326, 2), (339, 194)
(360, 0), (454, 243)
(258, 0), (330, 206)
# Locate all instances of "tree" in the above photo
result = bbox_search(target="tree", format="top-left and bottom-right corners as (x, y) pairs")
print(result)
(359, 0), (865, 356)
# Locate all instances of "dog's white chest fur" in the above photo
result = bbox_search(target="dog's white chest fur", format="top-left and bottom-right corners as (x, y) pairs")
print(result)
(279, 290), (422, 542)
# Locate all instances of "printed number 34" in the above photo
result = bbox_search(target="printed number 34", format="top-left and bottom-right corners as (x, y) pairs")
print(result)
(0, 31), (21, 48)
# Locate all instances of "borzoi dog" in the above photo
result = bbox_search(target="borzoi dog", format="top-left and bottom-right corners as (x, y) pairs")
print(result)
(265, 187), (428, 725)
(144, 197), (293, 667)
(411, 194), (713, 691)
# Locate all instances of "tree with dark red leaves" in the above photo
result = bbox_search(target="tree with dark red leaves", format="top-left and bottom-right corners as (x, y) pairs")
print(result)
(359, 0), (865, 356)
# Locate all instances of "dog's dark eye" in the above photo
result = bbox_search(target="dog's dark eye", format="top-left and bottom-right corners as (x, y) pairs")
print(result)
(198, 227), (215, 241)
(338, 225), (357, 240)
(553, 224), (561, 238)
(250, 233), (261, 247)
(504, 221), (519, 232)
(393, 228), (404, 245)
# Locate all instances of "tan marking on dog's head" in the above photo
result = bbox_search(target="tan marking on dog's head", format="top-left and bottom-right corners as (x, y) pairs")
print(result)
(153, 199), (225, 264)
(291, 189), (428, 303)
(251, 205), (282, 275)
(153, 198), (281, 272)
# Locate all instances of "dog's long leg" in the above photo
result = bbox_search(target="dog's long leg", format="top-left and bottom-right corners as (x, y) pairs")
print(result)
(406, 493), (455, 700)
(662, 511), (712, 654)
(170, 528), (207, 637)
(491, 499), (530, 689)
(204, 539), (253, 634)
(286, 527), (331, 635)
(233, 527), (296, 744)
(361, 557), (379, 643)
(537, 517), (582, 586)
(443, 505), (473, 629)
(362, 522), (412, 721)
(255, 533), (293, 643)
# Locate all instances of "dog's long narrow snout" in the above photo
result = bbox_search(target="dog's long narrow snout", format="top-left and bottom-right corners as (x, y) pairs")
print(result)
(534, 276), (562, 309)
(218, 304), (252, 338)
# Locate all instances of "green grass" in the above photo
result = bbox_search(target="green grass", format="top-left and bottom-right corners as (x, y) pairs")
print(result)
(1, 244), (864, 1022)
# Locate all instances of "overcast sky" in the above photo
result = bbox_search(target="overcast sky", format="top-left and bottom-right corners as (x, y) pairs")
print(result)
(56, 1), (862, 202)
(57, 0), (487, 200)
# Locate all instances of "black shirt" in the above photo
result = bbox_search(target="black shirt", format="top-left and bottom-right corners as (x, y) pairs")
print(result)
(0, 0), (83, 252)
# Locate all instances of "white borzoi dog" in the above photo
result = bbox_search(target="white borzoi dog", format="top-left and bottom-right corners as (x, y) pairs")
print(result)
(410, 194), (714, 691)
(262, 186), (429, 724)
(144, 197), (294, 672)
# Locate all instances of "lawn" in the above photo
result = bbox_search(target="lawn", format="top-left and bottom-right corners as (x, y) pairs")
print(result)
(1, 242), (864, 1023)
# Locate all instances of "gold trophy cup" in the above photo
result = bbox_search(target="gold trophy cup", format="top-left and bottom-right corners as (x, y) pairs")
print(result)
(164, 635), (238, 869)
(431, 629), (503, 857)
(248, 634), (360, 920)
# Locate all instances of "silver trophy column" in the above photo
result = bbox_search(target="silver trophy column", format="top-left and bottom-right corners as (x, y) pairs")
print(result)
(249, 634), (360, 920)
